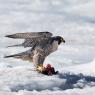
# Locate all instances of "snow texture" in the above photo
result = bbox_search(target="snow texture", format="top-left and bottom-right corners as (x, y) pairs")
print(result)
(0, 0), (95, 95)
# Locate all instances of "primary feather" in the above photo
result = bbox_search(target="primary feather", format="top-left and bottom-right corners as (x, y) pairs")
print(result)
(6, 32), (52, 48)
(5, 32), (52, 39)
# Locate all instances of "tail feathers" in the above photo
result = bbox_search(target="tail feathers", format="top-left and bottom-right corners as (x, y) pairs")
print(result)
(5, 35), (14, 38)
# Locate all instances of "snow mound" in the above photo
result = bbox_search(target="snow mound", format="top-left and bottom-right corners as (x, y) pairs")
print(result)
(0, 64), (95, 93)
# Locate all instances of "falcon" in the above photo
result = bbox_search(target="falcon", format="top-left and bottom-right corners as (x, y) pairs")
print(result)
(4, 32), (65, 69)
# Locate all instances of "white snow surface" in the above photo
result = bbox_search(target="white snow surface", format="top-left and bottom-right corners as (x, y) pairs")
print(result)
(0, 0), (95, 95)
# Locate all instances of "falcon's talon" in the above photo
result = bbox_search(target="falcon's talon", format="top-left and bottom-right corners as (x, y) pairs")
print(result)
(36, 65), (45, 73)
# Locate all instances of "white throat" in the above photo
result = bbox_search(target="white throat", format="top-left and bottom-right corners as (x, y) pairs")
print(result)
(52, 41), (58, 52)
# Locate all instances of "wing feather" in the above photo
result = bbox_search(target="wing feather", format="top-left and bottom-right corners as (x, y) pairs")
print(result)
(7, 37), (51, 48)
(22, 37), (50, 48)
(5, 32), (52, 48)
(4, 49), (34, 62)
(4, 48), (46, 67)
(5, 32), (52, 39)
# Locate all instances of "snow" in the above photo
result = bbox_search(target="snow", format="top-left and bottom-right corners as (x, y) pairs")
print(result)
(0, 62), (95, 95)
(62, 59), (95, 75)
(0, 0), (95, 95)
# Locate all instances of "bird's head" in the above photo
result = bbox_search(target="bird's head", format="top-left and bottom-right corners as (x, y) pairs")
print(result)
(54, 36), (65, 45)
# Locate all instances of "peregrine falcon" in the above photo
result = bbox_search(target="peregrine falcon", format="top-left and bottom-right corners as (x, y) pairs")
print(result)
(4, 32), (65, 68)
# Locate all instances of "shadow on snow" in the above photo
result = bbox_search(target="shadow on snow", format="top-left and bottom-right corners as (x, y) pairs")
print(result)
(10, 72), (95, 92)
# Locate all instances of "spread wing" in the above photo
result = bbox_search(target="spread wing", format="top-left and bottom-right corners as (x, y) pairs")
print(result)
(4, 49), (34, 62)
(5, 32), (52, 39)
(6, 32), (53, 48)
(4, 48), (46, 67)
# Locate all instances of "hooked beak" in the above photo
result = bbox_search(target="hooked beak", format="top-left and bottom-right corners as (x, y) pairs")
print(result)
(63, 39), (65, 43)
(61, 38), (65, 43)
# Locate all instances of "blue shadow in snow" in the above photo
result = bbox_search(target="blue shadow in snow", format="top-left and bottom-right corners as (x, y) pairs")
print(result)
(10, 73), (95, 92)
(58, 73), (95, 90)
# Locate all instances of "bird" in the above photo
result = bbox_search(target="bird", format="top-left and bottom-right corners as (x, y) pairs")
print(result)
(4, 31), (65, 69)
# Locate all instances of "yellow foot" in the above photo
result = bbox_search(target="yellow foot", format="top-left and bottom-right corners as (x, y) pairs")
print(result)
(36, 65), (45, 73)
